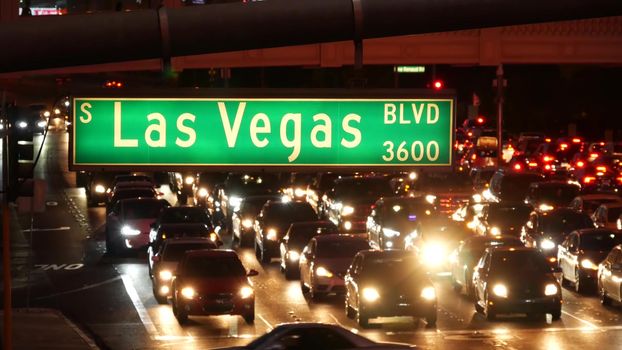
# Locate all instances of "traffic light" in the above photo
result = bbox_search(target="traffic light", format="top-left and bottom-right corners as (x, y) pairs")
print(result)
(430, 79), (444, 90)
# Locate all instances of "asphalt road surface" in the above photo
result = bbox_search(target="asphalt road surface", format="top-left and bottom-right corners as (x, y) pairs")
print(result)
(8, 132), (622, 350)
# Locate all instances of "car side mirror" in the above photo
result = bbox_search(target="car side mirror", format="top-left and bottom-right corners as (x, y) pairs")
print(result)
(151, 256), (160, 263)
(612, 263), (622, 272)
(247, 269), (259, 277)
(551, 266), (562, 273)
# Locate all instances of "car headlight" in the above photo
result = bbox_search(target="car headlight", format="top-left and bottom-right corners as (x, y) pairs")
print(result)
(341, 205), (355, 216)
(95, 184), (106, 193)
(362, 287), (380, 302)
(315, 266), (333, 278)
(43, 111), (51, 117)
(209, 232), (219, 242)
(198, 188), (208, 197)
(17, 121), (28, 129)
(37, 120), (47, 128)
(581, 259), (598, 270)
(421, 286), (436, 301)
(184, 176), (194, 185)
(242, 219), (253, 229)
(121, 226), (141, 236)
(294, 188), (306, 198)
(159, 285), (170, 295)
(239, 286), (254, 299)
(539, 239), (556, 250)
(266, 228), (278, 240)
(159, 270), (173, 281)
(421, 243), (446, 266)
(490, 227), (501, 235)
(229, 196), (242, 208)
(383, 228), (400, 237)
(539, 204), (554, 212)
(181, 287), (195, 299)
(425, 194), (436, 204)
(544, 283), (558, 296)
(343, 221), (352, 230)
(492, 283), (508, 298)
(288, 251), (300, 261)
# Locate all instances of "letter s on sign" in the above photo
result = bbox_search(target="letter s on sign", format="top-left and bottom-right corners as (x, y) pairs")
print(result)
(79, 103), (92, 124)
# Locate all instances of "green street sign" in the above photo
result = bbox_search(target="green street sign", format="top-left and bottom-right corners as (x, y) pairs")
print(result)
(394, 66), (426, 73)
(71, 96), (454, 170)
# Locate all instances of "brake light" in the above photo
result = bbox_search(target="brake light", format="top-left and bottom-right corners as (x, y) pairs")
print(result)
(590, 153), (600, 159)
(543, 155), (554, 162)
(472, 154), (477, 160)
(597, 166), (607, 173)
(576, 160), (585, 168)
(544, 164), (552, 170)
(545, 138), (552, 143)
(583, 176), (596, 184)
(617, 176), (622, 184)
(572, 138), (581, 144)
(514, 163), (522, 171)
(529, 162), (538, 167)
(559, 143), (568, 150)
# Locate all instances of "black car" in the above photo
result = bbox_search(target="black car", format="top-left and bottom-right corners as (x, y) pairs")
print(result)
(450, 235), (524, 297)
(232, 194), (281, 247)
(476, 202), (532, 236)
(524, 181), (581, 211)
(80, 171), (128, 207)
(558, 229), (622, 293)
(521, 208), (595, 264)
(367, 196), (437, 250)
(254, 201), (318, 263)
(472, 247), (562, 320)
(218, 173), (281, 220)
(344, 250), (437, 328)
(487, 170), (545, 203)
(325, 176), (394, 232)
(279, 221), (338, 279)
(411, 220), (472, 273)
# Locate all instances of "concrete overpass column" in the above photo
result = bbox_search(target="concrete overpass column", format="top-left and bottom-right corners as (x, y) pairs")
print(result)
(0, 0), (19, 22)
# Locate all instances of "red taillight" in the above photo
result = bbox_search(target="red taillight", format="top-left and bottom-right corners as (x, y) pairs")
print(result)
(543, 155), (554, 162)
(514, 163), (522, 171)
(583, 176), (596, 184)
(590, 153), (599, 159)
(476, 117), (485, 124)
(572, 138), (581, 144)
(576, 161), (585, 168)
(597, 166), (607, 173)
(617, 176), (622, 184)
(545, 138), (552, 143)
(544, 164), (552, 170)
(529, 162), (538, 167)
(559, 143), (568, 150)
(472, 154), (477, 160)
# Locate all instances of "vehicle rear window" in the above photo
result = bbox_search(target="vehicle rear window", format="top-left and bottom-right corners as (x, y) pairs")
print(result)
(499, 174), (544, 200)
(608, 207), (622, 222)
(487, 206), (532, 226)
(533, 186), (580, 206)
(362, 256), (420, 277)
(265, 204), (317, 222)
(289, 226), (338, 249)
(162, 243), (216, 261)
(114, 189), (156, 201)
(541, 212), (594, 234)
(580, 233), (622, 251)
(184, 256), (245, 277)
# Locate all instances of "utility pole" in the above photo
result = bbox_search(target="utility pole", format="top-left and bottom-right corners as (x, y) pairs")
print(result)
(494, 65), (506, 169)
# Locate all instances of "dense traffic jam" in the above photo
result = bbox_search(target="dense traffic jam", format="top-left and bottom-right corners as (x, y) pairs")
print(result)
(76, 125), (622, 344)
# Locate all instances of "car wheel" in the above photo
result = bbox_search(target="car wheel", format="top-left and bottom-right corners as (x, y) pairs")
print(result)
(425, 312), (437, 328)
(240, 232), (252, 248)
(485, 306), (496, 321)
(599, 282), (612, 306)
(284, 264), (299, 280)
(105, 232), (119, 255)
(357, 304), (370, 328)
(173, 300), (188, 324)
(300, 279), (310, 294)
(345, 297), (356, 319)
(309, 287), (324, 301)
(243, 311), (255, 324)
(153, 287), (168, 305)
(551, 308), (562, 321)
(575, 269), (586, 294)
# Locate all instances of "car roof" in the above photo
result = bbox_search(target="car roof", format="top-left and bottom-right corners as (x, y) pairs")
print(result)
(290, 221), (335, 228)
(162, 237), (218, 247)
(488, 246), (538, 254)
(119, 197), (161, 205)
(158, 223), (211, 232)
(598, 202), (622, 209)
(530, 181), (580, 188)
(356, 249), (415, 259)
(575, 194), (622, 201)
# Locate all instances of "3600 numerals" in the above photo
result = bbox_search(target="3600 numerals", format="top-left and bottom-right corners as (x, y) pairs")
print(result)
(382, 141), (440, 162)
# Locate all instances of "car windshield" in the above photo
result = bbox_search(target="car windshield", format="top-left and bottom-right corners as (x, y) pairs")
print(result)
(381, 202), (436, 221)
(362, 255), (421, 278)
(289, 226), (338, 249)
(265, 204), (317, 223)
(580, 232), (622, 251)
(532, 185), (580, 206)
(124, 202), (163, 219)
(499, 174), (544, 200)
(160, 208), (209, 224)
(607, 207), (622, 222)
(487, 205), (532, 227)
(114, 189), (155, 201)
(317, 240), (370, 258)
(240, 197), (276, 215)
(585, 199), (620, 213)
(541, 212), (594, 234)
(491, 251), (550, 275)
(184, 256), (246, 277)
(468, 238), (524, 258)
(162, 243), (215, 261)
